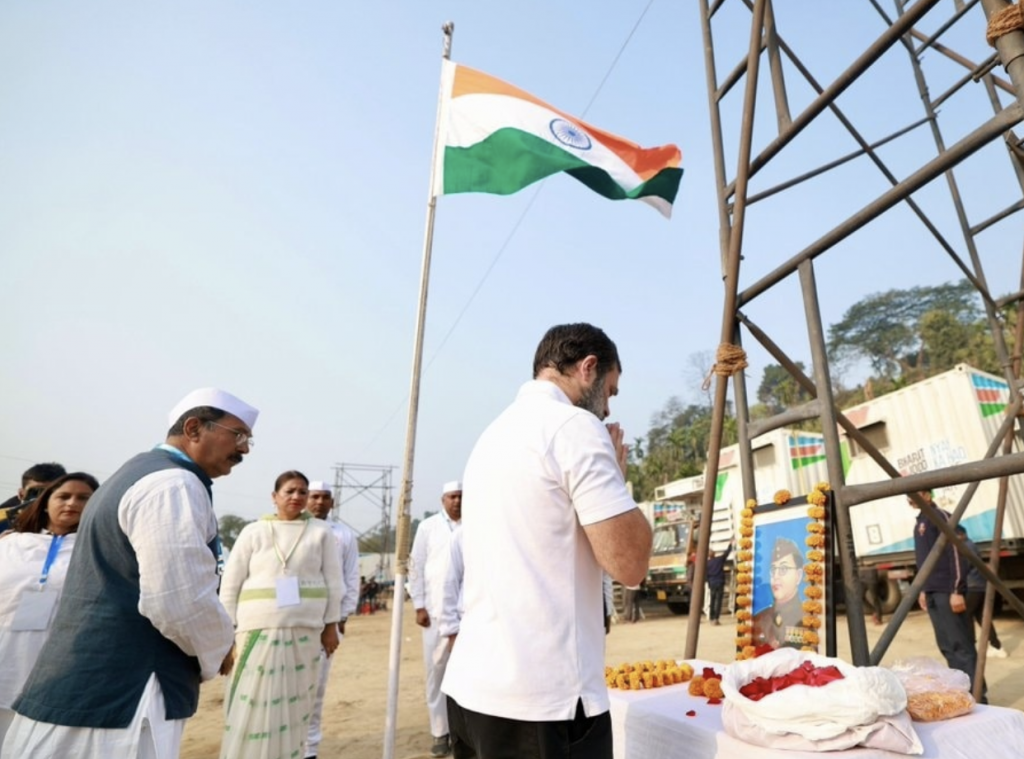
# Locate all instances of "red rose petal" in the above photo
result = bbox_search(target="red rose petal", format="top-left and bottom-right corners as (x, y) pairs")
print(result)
(686, 710), (697, 717)
(707, 697), (722, 705)
(739, 663), (845, 701)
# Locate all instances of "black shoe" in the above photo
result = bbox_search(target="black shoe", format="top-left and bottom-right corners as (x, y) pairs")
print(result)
(431, 734), (451, 757)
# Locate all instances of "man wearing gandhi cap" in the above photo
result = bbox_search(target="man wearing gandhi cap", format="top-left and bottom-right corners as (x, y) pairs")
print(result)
(5, 388), (258, 759)
(409, 479), (463, 757)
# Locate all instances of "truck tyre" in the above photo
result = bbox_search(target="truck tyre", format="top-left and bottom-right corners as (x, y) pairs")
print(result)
(879, 575), (902, 614)
(666, 602), (688, 615)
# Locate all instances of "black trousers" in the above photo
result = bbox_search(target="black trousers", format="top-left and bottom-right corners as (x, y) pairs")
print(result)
(964, 590), (1003, 649)
(447, 696), (612, 759)
(924, 592), (986, 702)
(708, 583), (725, 621)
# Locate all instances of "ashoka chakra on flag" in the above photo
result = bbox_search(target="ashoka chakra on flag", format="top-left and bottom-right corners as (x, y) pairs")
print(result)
(432, 61), (684, 219)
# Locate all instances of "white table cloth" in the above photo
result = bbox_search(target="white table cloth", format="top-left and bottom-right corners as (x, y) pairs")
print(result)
(609, 662), (1024, 759)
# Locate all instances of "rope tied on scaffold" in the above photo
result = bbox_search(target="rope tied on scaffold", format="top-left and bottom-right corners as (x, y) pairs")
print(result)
(701, 343), (748, 391)
(987, 2), (1024, 47)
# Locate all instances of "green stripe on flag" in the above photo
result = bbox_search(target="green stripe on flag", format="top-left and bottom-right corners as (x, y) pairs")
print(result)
(443, 128), (682, 203)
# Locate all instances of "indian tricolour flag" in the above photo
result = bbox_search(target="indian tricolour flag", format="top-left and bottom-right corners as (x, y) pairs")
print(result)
(432, 61), (683, 218)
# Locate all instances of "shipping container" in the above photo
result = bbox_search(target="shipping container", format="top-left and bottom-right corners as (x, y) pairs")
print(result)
(841, 364), (1024, 605)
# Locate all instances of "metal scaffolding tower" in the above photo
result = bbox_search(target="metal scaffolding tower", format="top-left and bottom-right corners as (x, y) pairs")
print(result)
(689, 0), (1024, 699)
(332, 463), (396, 580)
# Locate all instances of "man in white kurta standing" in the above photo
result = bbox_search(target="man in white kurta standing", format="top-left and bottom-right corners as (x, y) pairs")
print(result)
(442, 323), (652, 759)
(3, 388), (257, 759)
(410, 481), (463, 758)
(437, 525), (465, 649)
(304, 479), (360, 759)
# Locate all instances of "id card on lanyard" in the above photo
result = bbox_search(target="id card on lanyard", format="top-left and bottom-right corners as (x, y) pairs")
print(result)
(11, 534), (64, 631)
(269, 520), (306, 608)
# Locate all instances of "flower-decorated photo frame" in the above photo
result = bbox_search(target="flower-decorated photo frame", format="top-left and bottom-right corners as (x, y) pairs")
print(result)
(734, 483), (832, 660)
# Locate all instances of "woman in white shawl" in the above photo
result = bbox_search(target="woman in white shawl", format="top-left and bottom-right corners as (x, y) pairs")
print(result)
(0, 472), (98, 746)
(219, 470), (342, 759)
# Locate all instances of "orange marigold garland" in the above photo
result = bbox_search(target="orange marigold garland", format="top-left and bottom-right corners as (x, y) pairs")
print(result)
(802, 600), (822, 614)
(801, 482), (829, 652)
(733, 498), (760, 660)
(734, 484), (831, 660)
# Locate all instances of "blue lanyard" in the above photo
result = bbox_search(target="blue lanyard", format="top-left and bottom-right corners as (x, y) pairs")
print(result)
(156, 443), (195, 465)
(40, 534), (65, 588)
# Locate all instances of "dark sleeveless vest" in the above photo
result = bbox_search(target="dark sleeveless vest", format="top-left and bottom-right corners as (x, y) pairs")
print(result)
(14, 448), (217, 727)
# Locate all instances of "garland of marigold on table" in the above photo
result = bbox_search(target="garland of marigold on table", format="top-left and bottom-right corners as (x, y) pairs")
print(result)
(733, 482), (831, 660)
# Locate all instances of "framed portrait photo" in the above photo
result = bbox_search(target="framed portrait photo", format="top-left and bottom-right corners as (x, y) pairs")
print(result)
(737, 490), (831, 657)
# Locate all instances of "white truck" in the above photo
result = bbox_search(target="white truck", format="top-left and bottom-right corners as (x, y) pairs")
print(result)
(841, 363), (1024, 610)
(645, 428), (831, 614)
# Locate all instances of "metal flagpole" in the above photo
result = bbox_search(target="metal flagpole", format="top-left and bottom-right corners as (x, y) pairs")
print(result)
(382, 21), (454, 759)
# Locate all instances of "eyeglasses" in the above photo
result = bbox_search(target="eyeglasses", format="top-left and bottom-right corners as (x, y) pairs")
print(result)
(207, 420), (254, 448)
(769, 565), (799, 577)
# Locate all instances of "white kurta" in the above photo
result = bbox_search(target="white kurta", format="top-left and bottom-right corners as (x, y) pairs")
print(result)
(331, 521), (361, 620)
(410, 510), (459, 737)
(0, 530), (77, 747)
(437, 526), (464, 638)
(306, 519), (361, 759)
(0, 532), (76, 709)
(4, 674), (180, 759)
(0, 467), (235, 759)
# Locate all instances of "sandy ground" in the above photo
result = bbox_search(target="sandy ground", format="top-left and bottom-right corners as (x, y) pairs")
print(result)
(182, 600), (1024, 759)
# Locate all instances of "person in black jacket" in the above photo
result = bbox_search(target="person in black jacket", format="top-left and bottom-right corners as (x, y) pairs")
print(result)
(706, 542), (732, 625)
(911, 490), (984, 699)
(955, 524), (1008, 659)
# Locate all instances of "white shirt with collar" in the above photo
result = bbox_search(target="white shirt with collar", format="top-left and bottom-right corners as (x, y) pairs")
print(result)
(437, 526), (464, 638)
(410, 509), (459, 618)
(442, 379), (637, 722)
(327, 521), (360, 621)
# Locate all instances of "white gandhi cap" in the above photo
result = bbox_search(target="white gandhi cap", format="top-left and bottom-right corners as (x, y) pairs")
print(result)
(167, 388), (259, 430)
(442, 480), (463, 495)
(307, 480), (331, 493)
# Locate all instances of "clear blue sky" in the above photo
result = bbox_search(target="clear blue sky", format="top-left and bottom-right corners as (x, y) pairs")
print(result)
(1, 2), (1019, 533)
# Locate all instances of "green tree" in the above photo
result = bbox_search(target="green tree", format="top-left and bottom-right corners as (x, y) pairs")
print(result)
(630, 397), (737, 501)
(218, 514), (251, 550)
(757, 362), (812, 413)
(827, 280), (980, 379)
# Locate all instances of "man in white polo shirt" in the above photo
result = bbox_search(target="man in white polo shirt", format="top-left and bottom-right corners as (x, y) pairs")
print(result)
(442, 323), (652, 759)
